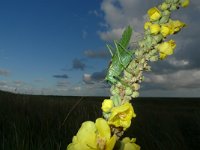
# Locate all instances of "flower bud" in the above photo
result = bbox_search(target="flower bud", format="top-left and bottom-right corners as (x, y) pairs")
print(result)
(131, 91), (139, 98)
(153, 34), (163, 43)
(161, 24), (170, 37)
(101, 99), (113, 113)
(110, 86), (119, 95)
(165, 0), (173, 3)
(103, 112), (111, 120)
(111, 95), (120, 106)
(124, 70), (132, 79)
(132, 83), (140, 91)
(150, 24), (161, 34)
(170, 4), (178, 10)
(160, 2), (170, 10)
(162, 10), (171, 16)
(159, 15), (170, 24)
(135, 50), (143, 57)
(173, 0), (179, 3)
(125, 87), (133, 96)
(123, 96), (132, 102)
(147, 7), (162, 21)
(138, 40), (145, 47)
(149, 55), (159, 61)
(150, 49), (158, 55)
(180, 0), (190, 7)
(144, 22), (152, 30)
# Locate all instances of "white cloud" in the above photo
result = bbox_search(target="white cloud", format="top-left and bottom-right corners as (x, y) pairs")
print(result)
(98, 28), (124, 41)
(145, 69), (200, 89)
(167, 58), (189, 67)
(83, 73), (93, 84)
(99, 0), (145, 42)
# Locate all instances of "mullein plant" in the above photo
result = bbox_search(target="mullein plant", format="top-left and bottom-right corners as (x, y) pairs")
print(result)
(67, 0), (190, 149)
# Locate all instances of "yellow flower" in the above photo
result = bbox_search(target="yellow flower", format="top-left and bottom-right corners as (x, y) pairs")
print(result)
(150, 24), (160, 34)
(144, 22), (152, 30)
(160, 24), (170, 37)
(108, 102), (136, 130)
(122, 137), (141, 150)
(147, 7), (162, 21)
(156, 40), (176, 59)
(67, 118), (117, 150)
(181, 0), (190, 7)
(172, 20), (186, 33)
(167, 20), (186, 35)
(102, 99), (114, 113)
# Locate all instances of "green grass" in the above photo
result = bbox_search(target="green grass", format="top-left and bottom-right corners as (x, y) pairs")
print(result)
(0, 90), (200, 150)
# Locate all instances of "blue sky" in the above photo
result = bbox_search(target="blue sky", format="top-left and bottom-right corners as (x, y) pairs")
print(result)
(0, 0), (200, 97)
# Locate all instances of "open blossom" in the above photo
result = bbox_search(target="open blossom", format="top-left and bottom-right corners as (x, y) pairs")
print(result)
(122, 137), (141, 150)
(156, 40), (176, 59)
(67, 118), (117, 150)
(108, 102), (136, 130)
(147, 7), (162, 21)
(169, 20), (186, 34)
(160, 20), (185, 37)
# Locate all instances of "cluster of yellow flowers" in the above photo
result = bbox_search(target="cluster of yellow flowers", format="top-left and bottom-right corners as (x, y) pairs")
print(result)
(144, 0), (189, 59)
(67, 0), (189, 149)
(67, 118), (140, 150)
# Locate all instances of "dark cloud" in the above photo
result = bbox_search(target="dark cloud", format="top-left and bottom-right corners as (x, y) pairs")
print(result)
(83, 69), (107, 84)
(91, 69), (107, 81)
(53, 74), (69, 79)
(84, 50), (109, 59)
(72, 58), (86, 70)
(0, 69), (10, 77)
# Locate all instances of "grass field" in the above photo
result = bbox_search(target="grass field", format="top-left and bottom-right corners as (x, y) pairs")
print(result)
(0, 90), (200, 150)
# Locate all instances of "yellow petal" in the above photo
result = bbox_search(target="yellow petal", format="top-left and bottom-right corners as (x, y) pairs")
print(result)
(75, 121), (97, 149)
(95, 118), (111, 140)
(105, 134), (117, 150)
(124, 143), (140, 150)
(157, 40), (176, 60)
(67, 142), (93, 150)
(173, 20), (186, 32)
(159, 53), (167, 60)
